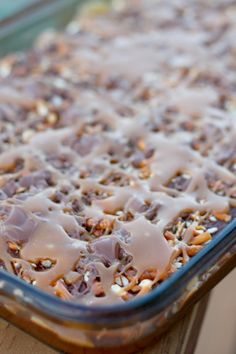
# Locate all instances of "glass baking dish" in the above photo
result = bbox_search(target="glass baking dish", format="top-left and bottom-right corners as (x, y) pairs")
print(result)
(0, 1), (236, 353)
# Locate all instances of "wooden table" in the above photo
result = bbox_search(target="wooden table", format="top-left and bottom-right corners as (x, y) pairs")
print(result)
(0, 296), (209, 354)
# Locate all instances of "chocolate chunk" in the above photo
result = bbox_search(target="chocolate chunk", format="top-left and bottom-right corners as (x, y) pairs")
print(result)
(168, 174), (191, 192)
(19, 170), (54, 189)
(0, 190), (7, 200)
(4, 207), (38, 242)
(2, 180), (17, 197)
(91, 237), (120, 264)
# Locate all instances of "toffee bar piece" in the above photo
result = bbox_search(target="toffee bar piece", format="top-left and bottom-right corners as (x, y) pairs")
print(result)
(0, 0), (235, 305)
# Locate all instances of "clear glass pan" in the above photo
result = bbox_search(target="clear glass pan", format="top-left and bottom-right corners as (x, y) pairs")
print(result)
(0, 1), (235, 352)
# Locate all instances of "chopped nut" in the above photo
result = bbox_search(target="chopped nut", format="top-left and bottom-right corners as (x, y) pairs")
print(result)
(164, 231), (176, 240)
(129, 285), (141, 294)
(191, 232), (212, 245)
(137, 139), (146, 151)
(139, 166), (151, 179)
(8, 241), (20, 252)
(46, 113), (58, 125)
(64, 271), (82, 284)
(140, 267), (156, 281)
(186, 245), (202, 256)
(213, 211), (231, 222)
